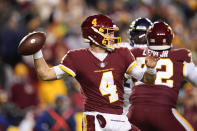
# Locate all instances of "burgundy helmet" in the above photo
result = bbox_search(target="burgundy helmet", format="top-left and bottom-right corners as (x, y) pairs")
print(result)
(146, 21), (174, 50)
(81, 14), (121, 51)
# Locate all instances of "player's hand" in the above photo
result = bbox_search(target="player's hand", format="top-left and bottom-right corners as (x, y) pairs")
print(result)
(145, 48), (160, 68)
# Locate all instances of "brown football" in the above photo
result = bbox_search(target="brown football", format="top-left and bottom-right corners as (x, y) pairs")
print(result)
(18, 31), (46, 55)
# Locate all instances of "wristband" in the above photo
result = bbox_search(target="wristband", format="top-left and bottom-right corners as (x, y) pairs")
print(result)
(33, 50), (43, 59)
(146, 67), (156, 75)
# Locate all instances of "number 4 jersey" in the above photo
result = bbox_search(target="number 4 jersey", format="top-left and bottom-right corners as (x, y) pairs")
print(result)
(59, 47), (136, 114)
(130, 47), (192, 107)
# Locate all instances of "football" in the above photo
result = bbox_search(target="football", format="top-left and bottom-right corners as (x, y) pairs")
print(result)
(18, 31), (46, 55)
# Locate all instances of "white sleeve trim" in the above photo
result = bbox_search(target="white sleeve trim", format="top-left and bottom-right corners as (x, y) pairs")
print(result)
(184, 62), (197, 86)
(52, 66), (67, 79)
(58, 64), (76, 77)
(129, 65), (144, 81)
(126, 61), (137, 74)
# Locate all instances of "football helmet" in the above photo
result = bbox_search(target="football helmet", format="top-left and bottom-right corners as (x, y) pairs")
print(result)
(129, 18), (152, 48)
(81, 14), (121, 52)
(146, 21), (174, 50)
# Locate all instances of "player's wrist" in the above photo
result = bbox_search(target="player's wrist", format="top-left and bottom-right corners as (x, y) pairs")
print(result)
(33, 50), (43, 59)
(146, 67), (156, 75)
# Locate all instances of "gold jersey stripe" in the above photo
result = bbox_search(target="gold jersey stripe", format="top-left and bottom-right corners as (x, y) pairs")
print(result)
(183, 62), (186, 77)
(58, 65), (76, 77)
(127, 61), (137, 74)
(84, 114), (87, 131)
(174, 109), (194, 131)
(94, 68), (114, 73)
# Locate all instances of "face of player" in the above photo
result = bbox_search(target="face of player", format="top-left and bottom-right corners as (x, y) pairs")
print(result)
(104, 31), (115, 46)
(133, 31), (147, 45)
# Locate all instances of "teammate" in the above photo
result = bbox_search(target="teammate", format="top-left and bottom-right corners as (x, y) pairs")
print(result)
(128, 21), (197, 131)
(32, 14), (159, 131)
(123, 18), (153, 115)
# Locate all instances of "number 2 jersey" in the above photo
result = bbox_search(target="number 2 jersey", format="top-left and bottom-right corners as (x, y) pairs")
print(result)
(59, 47), (136, 114)
(130, 47), (192, 108)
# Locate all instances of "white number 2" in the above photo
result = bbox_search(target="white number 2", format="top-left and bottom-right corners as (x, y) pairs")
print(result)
(99, 71), (119, 103)
(155, 59), (173, 88)
(136, 58), (174, 88)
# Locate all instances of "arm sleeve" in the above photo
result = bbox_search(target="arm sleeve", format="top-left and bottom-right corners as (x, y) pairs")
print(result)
(183, 62), (197, 86)
(58, 51), (77, 77)
(129, 63), (144, 81)
(124, 48), (144, 81)
(53, 66), (68, 79)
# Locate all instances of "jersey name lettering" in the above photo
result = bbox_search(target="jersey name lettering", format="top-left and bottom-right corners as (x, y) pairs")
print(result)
(142, 50), (169, 58)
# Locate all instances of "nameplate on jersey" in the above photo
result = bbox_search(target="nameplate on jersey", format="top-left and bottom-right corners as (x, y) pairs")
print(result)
(142, 49), (169, 58)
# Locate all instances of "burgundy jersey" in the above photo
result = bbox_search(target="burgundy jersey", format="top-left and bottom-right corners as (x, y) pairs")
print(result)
(130, 48), (192, 107)
(59, 47), (136, 114)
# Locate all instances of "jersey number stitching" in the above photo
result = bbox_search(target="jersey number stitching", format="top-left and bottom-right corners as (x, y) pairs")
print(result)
(137, 57), (174, 88)
(99, 71), (119, 103)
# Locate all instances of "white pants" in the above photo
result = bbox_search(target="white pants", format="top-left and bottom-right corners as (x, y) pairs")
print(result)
(82, 112), (131, 131)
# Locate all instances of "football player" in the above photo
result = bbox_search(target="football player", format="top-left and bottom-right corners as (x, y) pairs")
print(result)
(32, 14), (159, 131)
(123, 18), (153, 115)
(128, 21), (197, 131)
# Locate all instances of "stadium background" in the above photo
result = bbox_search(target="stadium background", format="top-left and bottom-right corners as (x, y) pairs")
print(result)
(0, 0), (196, 130)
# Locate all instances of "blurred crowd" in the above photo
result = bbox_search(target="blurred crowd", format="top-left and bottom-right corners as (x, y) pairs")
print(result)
(0, 0), (196, 130)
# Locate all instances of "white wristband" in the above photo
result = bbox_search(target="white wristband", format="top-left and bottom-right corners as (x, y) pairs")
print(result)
(33, 50), (43, 59)
(146, 67), (156, 75)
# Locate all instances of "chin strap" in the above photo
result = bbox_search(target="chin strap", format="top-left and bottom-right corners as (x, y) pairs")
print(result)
(88, 36), (114, 52)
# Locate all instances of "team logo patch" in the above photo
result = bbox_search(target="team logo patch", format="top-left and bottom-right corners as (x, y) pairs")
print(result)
(100, 62), (106, 68)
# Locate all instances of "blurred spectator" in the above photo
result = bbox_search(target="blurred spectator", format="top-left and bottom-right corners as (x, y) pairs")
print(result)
(0, 113), (10, 131)
(0, 90), (25, 130)
(0, 57), (13, 90)
(18, 111), (35, 131)
(0, 89), (10, 131)
(183, 83), (197, 130)
(37, 77), (67, 105)
(9, 63), (39, 110)
(34, 95), (76, 131)
(0, 11), (25, 67)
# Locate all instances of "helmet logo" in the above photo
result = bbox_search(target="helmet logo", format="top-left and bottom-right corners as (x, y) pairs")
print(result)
(131, 27), (135, 30)
(102, 39), (107, 44)
(92, 18), (97, 27)
(99, 28), (104, 33)
(157, 33), (165, 36)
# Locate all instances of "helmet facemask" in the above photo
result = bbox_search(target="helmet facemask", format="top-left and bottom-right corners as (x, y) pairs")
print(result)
(81, 14), (121, 52)
(90, 25), (121, 52)
(130, 30), (148, 48)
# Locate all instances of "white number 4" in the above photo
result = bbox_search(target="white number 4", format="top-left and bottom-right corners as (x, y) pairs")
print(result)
(99, 71), (119, 103)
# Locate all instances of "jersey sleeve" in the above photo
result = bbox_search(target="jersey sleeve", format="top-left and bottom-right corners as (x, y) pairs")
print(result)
(183, 62), (197, 86)
(123, 48), (137, 74)
(58, 51), (77, 77)
(177, 48), (192, 63)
